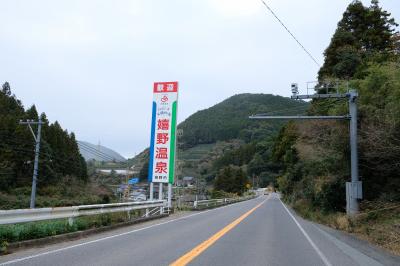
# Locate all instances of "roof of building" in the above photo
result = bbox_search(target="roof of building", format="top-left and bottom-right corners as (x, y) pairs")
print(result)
(183, 176), (194, 181)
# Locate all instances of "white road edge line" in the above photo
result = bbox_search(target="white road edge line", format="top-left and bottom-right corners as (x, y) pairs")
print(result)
(0, 197), (262, 265)
(313, 225), (383, 266)
(279, 198), (332, 266)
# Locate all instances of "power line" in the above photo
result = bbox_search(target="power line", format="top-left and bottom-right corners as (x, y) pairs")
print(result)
(260, 0), (321, 67)
(78, 142), (117, 161)
(0, 134), (123, 165)
(78, 142), (123, 162)
(78, 142), (127, 163)
(79, 146), (115, 162)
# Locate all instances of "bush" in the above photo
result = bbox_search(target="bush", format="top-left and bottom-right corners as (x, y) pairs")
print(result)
(0, 240), (8, 254)
(314, 178), (346, 213)
(0, 211), (140, 244)
(210, 190), (237, 199)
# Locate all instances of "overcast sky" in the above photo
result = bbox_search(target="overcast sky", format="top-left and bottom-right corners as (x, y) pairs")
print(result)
(1, 0), (399, 158)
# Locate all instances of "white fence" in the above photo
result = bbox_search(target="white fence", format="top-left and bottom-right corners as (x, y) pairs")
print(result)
(193, 195), (256, 209)
(0, 195), (259, 225)
(0, 200), (166, 225)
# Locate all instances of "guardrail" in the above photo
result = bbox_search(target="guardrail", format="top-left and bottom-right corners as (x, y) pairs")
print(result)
(193, 195), (256, 209)
(0, 200), (167, 225)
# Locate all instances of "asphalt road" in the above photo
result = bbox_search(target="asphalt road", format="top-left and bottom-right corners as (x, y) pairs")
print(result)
(1, 193), (399, 266)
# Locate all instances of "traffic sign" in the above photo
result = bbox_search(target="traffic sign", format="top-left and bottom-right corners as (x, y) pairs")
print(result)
(148, 82), (178, 184)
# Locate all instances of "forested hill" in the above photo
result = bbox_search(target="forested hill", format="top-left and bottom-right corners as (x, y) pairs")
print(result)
(135, 93), (309, 183)
(274, 1), (400, 211)
(0, 82), (91, 208)
(179, 93), (309, 148)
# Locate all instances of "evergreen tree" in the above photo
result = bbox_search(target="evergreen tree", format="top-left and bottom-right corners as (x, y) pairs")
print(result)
(214, 166), (248, 195)
(318, 0), (398, 80)
(272, 1), (400, 211)
(139, 160), (149, 181)
(2, 82), (11, 96)
(233, 168), (247, 195)
(214, 167), (232, 192)
(0, 82), (88, 191)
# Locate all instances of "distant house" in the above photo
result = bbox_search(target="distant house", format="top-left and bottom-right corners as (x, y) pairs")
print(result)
(182, 176), (194, 187)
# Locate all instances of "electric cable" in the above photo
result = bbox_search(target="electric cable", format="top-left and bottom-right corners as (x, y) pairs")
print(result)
(260, 0), (321, 67)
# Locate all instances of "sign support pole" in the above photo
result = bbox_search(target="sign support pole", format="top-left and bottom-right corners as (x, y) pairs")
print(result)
(148, 81), (178, 212)
(348, 90), (360, 215)
(149, 182), (153, 201)
(249, 90), (361, 215)
(159, 183), (163, 214)
(167, 183), (172, 210)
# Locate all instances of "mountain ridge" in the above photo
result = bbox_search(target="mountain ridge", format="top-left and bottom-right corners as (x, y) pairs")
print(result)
(133, 93), (309, 182)
(78, 141), (126, 162)
(178, 93), (309, 148)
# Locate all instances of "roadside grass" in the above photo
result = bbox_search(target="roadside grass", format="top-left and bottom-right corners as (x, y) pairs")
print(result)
(0, 210), (145, 254)
(0, 177), (115, 210)
(290, 199), (400, 256)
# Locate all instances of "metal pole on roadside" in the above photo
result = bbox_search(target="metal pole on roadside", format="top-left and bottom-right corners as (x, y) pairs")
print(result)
(159, 183), (163, 214)
(149, 182), (154, 201)
(167, 183), (172, 210)
(249, 84), (362, 215)
(19, 118), (44, 209)
(347, 90), (361, 215)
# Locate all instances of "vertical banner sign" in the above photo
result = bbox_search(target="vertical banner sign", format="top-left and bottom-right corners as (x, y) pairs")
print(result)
(148, 82), (178, 184)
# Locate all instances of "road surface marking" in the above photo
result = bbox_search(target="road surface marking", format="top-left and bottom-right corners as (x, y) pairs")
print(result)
(313, 225), (382, 266)
(170, 198), (267, 266)
(279, 199), (332, 266)
(0, 197), (260, 266)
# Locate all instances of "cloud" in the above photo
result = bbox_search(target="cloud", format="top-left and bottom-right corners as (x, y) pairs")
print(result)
(208, 0), (262, 17)
(1, 0), (398, 157)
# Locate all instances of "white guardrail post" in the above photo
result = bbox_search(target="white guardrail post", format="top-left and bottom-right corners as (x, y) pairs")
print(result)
(0, 200), (166, 225)
(193, 195), (256, 209)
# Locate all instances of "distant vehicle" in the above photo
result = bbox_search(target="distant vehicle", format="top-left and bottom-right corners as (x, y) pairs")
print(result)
(130, 193), (147, 202)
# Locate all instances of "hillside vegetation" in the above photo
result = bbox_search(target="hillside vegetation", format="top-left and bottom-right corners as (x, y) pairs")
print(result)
(0, 83), (114, 209)
(134, 0), (400, 254)
(276, 0), (399, 210)
(273, 0), (400, 254)
(136, 93), (309, 193)
(179, 93), (308, 148)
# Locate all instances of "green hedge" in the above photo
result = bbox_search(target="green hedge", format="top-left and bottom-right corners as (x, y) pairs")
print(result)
(0, 210), (144, 245)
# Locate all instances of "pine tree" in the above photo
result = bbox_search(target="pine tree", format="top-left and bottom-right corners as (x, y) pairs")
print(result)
(214, 167), (232, 192)
(233, 168), (247, 195)
(0, 82), (89, 191)
(2, 82), (11, 96)
(318, 0), (398, 80)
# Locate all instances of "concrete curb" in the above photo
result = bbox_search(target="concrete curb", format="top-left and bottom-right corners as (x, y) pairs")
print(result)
(314, 222), (400, 265)
(2, 214), (168, 255)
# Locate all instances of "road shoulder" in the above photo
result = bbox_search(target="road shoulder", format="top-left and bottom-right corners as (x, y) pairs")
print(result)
(282, 201), (400, 266)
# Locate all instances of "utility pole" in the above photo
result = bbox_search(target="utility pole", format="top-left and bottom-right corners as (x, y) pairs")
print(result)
(249, 84), (362, 215)
(348, 90), (361, 215)
(19, 118), (45, 208)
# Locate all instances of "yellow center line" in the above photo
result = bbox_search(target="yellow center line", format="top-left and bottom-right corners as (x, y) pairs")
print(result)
(170, 198), (267, 266)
